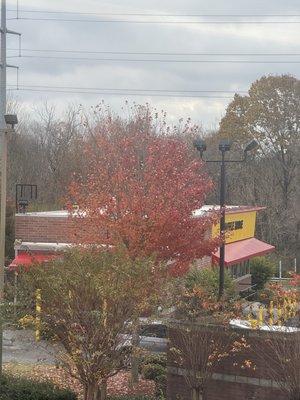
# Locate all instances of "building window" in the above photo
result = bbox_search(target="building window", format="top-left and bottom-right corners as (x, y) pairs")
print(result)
(234, 220), (244, 230)
(225, 220), (244, 231)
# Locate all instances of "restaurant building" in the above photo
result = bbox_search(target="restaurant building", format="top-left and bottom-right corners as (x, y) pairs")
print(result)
(195, 205), (275, 279)
(9, 205), (275, 287)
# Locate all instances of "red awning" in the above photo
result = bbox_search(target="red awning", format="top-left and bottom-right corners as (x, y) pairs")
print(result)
(9, 252), (60, 271)
(212, 238), (275, 266)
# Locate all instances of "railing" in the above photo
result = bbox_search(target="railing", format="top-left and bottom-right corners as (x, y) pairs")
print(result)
(238, 282), (258, 300)
(270, 277), (290, 282)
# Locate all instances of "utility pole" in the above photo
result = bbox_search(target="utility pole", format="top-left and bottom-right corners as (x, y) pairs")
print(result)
(0, 0), (20, 373)
(0, 0), (7, 375)
(0, 0), (7, 302)
(0, 0), (7, 376)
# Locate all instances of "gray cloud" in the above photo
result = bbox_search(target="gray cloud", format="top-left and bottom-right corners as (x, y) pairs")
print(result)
(6, 0), (300, 128)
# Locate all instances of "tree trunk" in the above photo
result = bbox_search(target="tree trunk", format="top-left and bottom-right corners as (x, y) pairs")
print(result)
(100, 381), (107, 400)
(84, 384), (98, 400)
(191, 388), (203, 400)
(130, 320), (140, 385)
(84, 381), (107, 400)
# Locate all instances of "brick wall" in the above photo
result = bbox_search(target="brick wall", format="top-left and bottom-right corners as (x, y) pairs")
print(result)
(167, 324), (290, 400)
(167, 373), (285, 400)
(195, 256), (212, 269)
(15, 215), (75, 243)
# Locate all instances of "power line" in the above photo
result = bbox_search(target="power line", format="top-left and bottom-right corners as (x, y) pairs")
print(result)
(8, 17), (300, 24)
(7, 8), (300, 18)
(8, 84), (247, 94)
(8, 86), (235, 99)
(9, 55), (300, 63)
(7, 48), (300, 56)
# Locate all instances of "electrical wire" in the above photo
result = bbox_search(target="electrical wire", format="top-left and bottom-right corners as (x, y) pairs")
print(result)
(8, 87), (235, 99)
(8, 55), (300, 63)
(7, 48), (300, 56)
(8, 7), (300, 100)
(8, 84), (247, 94)
(7, 17), (300, 24)
(7, 8), (300, 18)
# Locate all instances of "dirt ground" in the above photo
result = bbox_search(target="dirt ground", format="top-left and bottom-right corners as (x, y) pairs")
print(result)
(3, 329), (155, 398)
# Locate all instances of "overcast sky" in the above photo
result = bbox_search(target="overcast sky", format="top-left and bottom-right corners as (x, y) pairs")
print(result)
(6, 0), (300, 129)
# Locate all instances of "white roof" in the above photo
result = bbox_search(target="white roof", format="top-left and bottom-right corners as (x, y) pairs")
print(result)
(15, 241), (112, 251)
(16, 210), (69, 218)
(230, 319), (300, 333)
(17, 205), (258, 219)
(193, 205), (240, 217)
(15, 241), (72, 251)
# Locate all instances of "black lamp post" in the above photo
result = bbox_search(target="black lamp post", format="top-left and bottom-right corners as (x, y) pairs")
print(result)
(193, 138), (258, 299)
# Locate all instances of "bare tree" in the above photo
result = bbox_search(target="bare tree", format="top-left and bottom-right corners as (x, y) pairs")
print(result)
(170, 323), (241, 400)
(32, 103), (84, 202)
(7, 102), (85, 207)
(252, 331), (300, 400)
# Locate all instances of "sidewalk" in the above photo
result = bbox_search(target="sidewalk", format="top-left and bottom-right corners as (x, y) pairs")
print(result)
(3, 329), (60, 364)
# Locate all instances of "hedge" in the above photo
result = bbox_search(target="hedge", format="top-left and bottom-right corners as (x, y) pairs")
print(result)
(0, 374), (76, 400)
(250, 257), (275, 290)
(140, 353), (167, 398)
(108, 397), (153, 400)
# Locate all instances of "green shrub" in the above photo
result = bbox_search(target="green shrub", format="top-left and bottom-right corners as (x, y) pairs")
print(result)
(142, 363), (166, 381)
(140, 353), (166, 398)
(140, 353), (166, 368)
(0, 374), (76, 400)
(250, 257), (275, 290)
(2, 271), (35, 327)
(185, 266), (236, 299)
(108, 397), (153, 400)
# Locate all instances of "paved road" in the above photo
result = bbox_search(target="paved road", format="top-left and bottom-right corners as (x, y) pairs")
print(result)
(3, 329), (59, 364)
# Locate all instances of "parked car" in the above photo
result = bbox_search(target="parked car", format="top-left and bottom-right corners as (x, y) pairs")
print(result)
(118, 319), (168, 354)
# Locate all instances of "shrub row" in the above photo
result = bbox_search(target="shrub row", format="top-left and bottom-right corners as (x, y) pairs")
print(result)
(109, 397), (153, 400)
(0, 374), (76, 400)
(0, 375), (155, 400)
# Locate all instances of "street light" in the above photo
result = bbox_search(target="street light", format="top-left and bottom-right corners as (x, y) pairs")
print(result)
(218, 139), (232, 152)
(193, 138), (207, 156)
(193, 137), (258, 299)
(0, 113), (18, 373)
(4, 114), (18, 128)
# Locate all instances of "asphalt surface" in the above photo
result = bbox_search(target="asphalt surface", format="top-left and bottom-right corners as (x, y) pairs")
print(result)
(3, 329), (59, 364)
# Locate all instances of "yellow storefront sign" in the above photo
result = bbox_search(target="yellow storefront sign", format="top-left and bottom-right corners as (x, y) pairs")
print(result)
(211, 211), (257, 244)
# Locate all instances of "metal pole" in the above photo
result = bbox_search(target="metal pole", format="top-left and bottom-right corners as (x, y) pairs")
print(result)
(0, 0), (6, 296)
(0, 0), (6, 375)
(0, 130), (6, 296)
(294, 258), (297, 273)
(219, 150), (226, 299)
(279, 260), (282, 279)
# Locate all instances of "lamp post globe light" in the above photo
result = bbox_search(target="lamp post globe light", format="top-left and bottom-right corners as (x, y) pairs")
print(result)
(193, 137), (258, 299)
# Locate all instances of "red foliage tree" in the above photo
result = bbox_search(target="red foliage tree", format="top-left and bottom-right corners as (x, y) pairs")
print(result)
(69, 111), (217, 276)
(290, 273), (300, 288)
